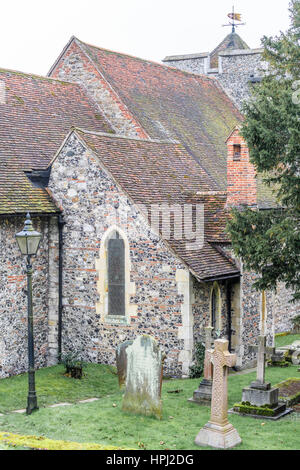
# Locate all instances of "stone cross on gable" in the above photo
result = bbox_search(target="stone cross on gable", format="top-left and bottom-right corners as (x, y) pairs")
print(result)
(208, 339), (236, 426)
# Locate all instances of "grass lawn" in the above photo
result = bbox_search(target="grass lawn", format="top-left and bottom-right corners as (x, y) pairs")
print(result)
(0, 363), (299, 450)
(275, 333), (300, 348)
(0, 364), (117, 413)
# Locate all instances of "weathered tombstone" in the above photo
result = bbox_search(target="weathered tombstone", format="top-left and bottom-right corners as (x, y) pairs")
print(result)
(122, 335), (165, 419)
(116, 340), (134, 388)
(189, 326), (214, 405)
(195, 339), (242, 449)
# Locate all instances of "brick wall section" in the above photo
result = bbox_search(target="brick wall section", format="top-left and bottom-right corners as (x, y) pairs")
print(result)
(226, 128), (257, 208)
(49, 39), (148, 139)
(0, 217), (50, 377)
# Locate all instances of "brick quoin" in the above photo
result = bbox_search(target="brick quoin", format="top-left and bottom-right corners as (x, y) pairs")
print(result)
(226, 127), (257, 207)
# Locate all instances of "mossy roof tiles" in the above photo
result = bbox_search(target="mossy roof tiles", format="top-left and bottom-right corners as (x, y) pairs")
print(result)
(0, 157), (58, 215)
(77, 39), (242, 191)
(0, 68), (113, 213)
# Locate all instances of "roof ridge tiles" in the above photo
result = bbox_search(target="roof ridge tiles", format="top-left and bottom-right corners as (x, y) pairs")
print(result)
(73, 127), (180, 145)
(0, 66), (74, 86)
(76, 37), (221, 83)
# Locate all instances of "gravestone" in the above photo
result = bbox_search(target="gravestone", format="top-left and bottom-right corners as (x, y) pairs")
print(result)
(195, 339), (242, 449)
(189, 326), (214, 405)
(239, 335), (291, 417)
(116, 340), (134, 388)
(231, 292), (293, 419)
(122, 335), (165, 419)
(243, 335), (280, 406)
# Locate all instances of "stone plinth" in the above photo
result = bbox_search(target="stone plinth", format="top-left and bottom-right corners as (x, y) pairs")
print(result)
(189, 378), (212, 405)
(242, 386), (279, 407)
(195, 421), (242, 449)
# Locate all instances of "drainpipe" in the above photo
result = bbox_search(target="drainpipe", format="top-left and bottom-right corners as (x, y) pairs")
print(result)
(58, 214), (65, 361)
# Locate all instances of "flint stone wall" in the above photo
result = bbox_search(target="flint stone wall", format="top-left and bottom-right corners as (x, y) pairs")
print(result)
(162, 56), (208, 75)
(48, 132), (196, 377)
(273, 283), (300, 333)
(217, 51), (265, 109)
(0, 217), (51, 377)
(163, 49), (264, 110)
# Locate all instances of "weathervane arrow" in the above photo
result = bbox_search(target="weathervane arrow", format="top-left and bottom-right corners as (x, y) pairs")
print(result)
(222, 6), (246, 33)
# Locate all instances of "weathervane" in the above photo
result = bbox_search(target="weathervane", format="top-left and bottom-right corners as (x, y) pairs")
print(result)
(222, 5), (246, 33)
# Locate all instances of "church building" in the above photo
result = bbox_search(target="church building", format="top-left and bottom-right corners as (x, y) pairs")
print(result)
(0, 33), (298, 378)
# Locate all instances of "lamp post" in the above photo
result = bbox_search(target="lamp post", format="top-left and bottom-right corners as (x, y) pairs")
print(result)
(16, 213), (42, 415)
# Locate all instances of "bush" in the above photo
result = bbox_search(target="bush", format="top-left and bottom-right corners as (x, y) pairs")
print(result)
(267, 360), (290, 368)
(189, 342), (205, 378)
(60, 350), (84, 378)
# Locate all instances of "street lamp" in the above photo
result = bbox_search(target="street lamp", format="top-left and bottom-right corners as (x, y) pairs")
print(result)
(16, 213), (42, 414)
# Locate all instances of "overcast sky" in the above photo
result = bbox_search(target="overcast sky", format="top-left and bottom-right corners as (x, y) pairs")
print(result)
(0, 0), (292, 76)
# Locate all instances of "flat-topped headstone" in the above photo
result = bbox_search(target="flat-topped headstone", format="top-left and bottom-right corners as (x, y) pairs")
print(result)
(116, 340), (134, 388)
(122, 335), (165, 419)
(195, 339), (241, 449)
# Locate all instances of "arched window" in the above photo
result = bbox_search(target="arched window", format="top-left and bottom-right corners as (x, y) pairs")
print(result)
(211, 288), (217, 330)
(107, 231), (125, 316)
(96, 226), (136, 324)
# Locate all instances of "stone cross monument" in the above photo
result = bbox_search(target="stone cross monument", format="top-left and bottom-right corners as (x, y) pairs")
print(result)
(189, 326), (213, 405)
(241, 291), (281, 410)
(195, 339), (242, 449)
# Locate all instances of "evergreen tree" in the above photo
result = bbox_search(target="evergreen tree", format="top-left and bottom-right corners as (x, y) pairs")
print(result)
(227, 0), (300, 301)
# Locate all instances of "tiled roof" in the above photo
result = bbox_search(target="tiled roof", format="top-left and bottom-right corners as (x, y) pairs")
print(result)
(0, 68), (113, 213)
(0, 157), (58, 215)
(76, 39), (242, 190)
(76, 129), (239, 280)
